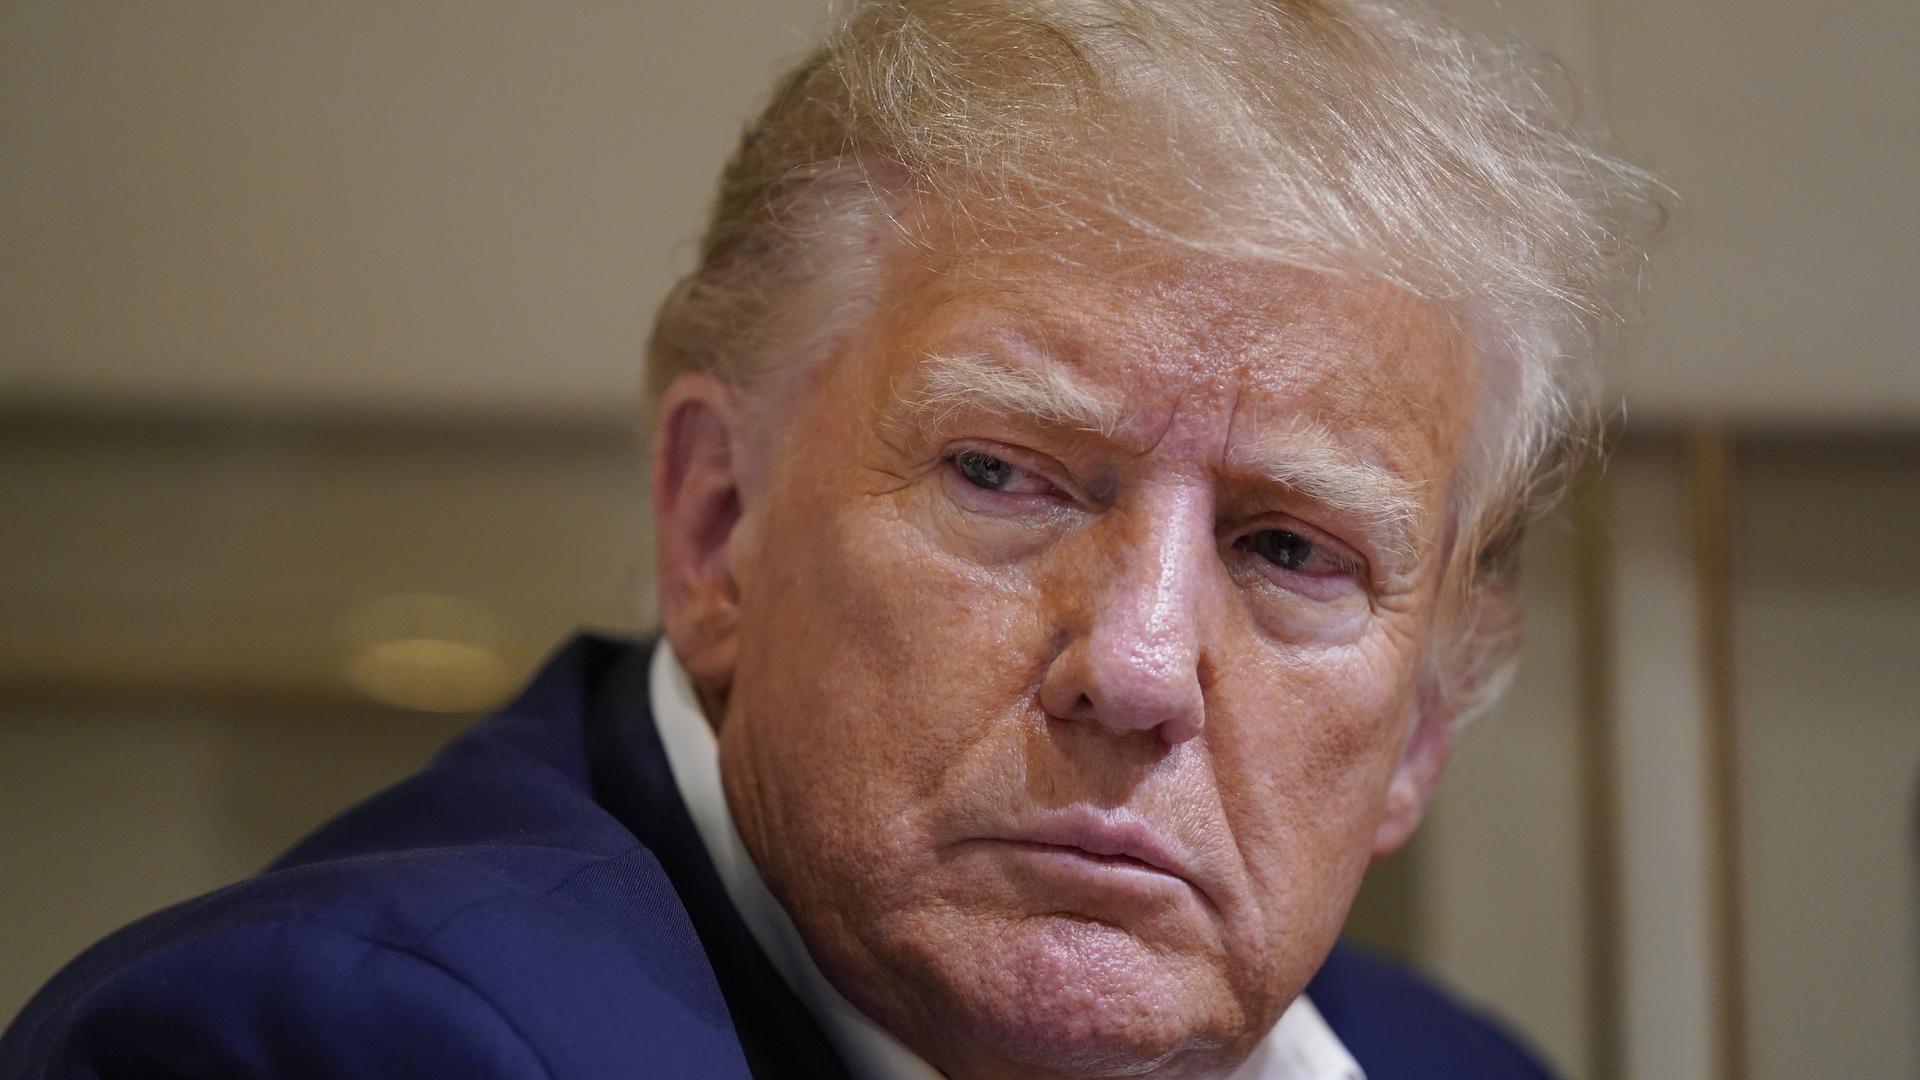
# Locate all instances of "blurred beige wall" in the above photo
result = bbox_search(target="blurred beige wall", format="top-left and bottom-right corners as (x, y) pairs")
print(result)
(1732, 443), (1920, 1080)
(2, 0), (827, 416)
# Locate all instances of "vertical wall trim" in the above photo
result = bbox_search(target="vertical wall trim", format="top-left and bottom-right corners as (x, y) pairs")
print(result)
(1689, 428), (1748, 1080)
(1571, 463), (1623, 1080)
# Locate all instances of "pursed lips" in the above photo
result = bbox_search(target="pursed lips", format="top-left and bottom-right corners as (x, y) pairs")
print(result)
(981, 809), (1219, 914)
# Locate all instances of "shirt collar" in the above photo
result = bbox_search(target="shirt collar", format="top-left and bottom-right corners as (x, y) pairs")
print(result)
(647, 640), (1365, 1080)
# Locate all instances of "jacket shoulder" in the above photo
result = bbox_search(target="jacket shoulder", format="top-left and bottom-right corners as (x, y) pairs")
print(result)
(2, 843), (750, 1080)
(1, 636), (752, 1079)
(5, 909), (549, 1079)
(1307, 943), (1559, 1080)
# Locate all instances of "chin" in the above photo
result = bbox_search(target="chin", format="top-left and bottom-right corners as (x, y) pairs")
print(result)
(895, 911), (1252, 1078)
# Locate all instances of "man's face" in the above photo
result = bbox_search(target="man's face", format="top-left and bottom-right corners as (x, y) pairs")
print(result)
(693, 245), (1476, 1077)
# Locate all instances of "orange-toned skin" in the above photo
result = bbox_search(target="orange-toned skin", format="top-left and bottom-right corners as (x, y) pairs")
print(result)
(652, 246), (1476, 1079)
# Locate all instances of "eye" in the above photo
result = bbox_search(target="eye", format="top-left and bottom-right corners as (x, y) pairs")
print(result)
(955, 449), (1018, 491)
(1243, 528), (1315, 570)
(940, 445), (1069, 515)
(1236, 527), (1357, 578)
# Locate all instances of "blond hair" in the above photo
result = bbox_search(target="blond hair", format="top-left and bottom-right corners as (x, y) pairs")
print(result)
(648, 0), (1668, 725)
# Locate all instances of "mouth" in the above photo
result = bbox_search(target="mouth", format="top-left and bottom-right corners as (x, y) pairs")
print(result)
(976, 809), (1216, 913)
(1010, 841), (1167, 874)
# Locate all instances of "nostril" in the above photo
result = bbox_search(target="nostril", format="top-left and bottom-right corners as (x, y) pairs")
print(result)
(1045, 692), (1096, 725)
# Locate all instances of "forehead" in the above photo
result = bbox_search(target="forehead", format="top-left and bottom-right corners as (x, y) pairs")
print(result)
(871, 246), (1479, 476)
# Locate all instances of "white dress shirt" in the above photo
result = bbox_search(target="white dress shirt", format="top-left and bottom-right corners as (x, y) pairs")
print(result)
(647, 641), (1365, 1080)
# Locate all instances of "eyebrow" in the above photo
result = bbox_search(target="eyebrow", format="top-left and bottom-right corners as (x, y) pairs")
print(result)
(892, 351), (1126, 438)
(1228, 423), (1430, 568)
(892, 351), (1429, 567)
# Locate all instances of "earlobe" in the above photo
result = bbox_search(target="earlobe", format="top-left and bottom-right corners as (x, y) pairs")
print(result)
(651, 373), (750, 696)
(1371, 705), (1454, 856)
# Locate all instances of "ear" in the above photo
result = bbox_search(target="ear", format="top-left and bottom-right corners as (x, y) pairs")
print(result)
(651, 372), (750, 696)
(1371, 699), (1455, 857)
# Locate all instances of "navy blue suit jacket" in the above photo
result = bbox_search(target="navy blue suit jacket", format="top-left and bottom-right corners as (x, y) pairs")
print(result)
(2, 635), (1555, 1078)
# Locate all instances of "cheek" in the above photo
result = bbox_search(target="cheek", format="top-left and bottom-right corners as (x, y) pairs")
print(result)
(1206, 641), (1417, 906)
(772, 497), (1041, 703)
(730, 483), (1048, 845)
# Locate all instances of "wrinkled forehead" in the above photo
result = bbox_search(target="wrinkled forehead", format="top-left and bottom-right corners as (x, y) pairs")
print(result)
(870, 243), (1481, 478)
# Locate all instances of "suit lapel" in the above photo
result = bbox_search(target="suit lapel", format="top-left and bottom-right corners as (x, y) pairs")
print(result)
(586, 640), (852, 1080)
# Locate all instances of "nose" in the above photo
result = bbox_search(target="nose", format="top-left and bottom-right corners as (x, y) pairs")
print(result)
(1037, 496), (1213, 746)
